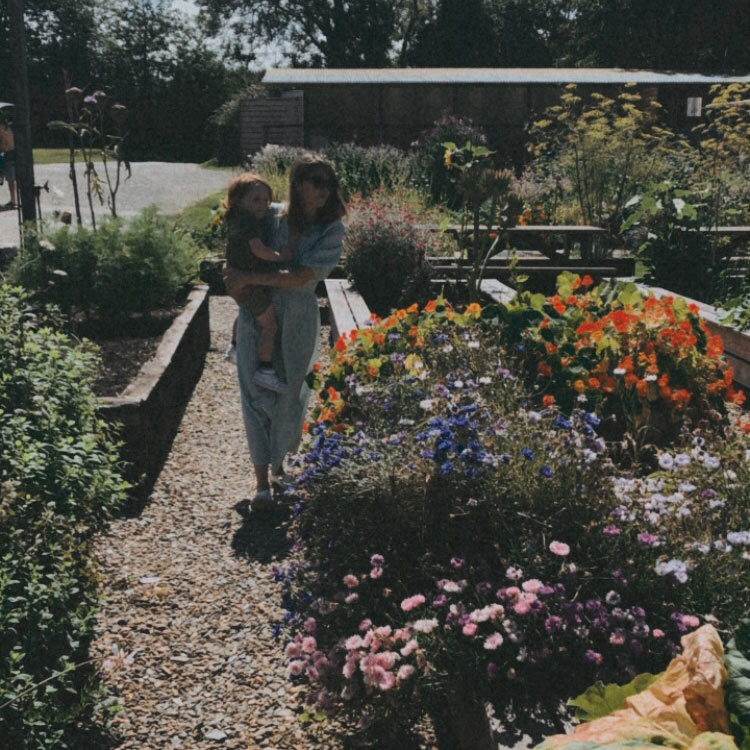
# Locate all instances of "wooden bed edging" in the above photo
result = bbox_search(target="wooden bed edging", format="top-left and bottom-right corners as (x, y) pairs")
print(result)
(98, 286), (211, 502)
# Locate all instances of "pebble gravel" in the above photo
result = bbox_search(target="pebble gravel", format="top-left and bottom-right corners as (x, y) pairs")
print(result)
(91, 294), (344, 750)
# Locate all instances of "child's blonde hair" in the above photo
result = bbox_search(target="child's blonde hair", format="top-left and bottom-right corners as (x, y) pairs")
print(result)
(225, 172), (273, 221)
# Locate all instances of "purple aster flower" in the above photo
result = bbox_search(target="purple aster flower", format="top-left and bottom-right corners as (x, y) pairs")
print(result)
(603, 524), (621, 536)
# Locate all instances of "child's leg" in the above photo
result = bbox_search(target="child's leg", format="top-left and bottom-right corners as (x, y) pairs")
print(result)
(254, 305), (278, 364)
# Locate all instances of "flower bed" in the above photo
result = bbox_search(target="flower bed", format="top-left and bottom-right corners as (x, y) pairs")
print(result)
(277, 282), (750, 749)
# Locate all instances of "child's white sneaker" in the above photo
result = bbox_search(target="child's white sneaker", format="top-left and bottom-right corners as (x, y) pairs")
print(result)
(224, 343), (237, 362)
(252, 368), (288, 394)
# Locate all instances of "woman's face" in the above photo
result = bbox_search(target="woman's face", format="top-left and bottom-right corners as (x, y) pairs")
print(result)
(299, 171), (332, 216)
(240, 183), (271, 219)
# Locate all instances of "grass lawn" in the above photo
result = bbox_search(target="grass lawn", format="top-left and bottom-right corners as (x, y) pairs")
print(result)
(33, 148), (101, 164)
(171, 189), (226, 238)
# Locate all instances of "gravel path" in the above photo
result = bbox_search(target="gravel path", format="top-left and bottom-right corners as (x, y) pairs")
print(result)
(91, 295), (343, 750)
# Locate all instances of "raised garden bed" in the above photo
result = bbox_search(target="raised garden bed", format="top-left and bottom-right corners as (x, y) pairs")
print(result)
(98, 286), (210, 503)
(327, 276), (750, 395)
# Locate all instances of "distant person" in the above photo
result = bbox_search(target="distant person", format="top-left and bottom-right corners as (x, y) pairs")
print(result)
(224, 172), (291, 394)
(0, 118), (17, 209)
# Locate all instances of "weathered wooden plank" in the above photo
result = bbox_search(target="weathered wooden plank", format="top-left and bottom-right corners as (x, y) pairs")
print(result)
(479, 278), (516, 305)
(325, 278), (358, 343)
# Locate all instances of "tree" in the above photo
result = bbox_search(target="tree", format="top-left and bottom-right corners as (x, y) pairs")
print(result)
(195, 0), (436, 67)
(570, 0), (750, 72)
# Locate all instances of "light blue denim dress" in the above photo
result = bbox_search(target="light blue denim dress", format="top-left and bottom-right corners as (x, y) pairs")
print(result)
(236, 206), (345, 469)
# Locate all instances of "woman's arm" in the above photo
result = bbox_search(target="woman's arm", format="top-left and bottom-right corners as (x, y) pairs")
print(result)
(223, 265), (314, 299)
(250, 237), (293, 263)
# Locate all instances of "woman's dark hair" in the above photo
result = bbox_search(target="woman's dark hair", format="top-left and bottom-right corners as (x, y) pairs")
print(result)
(225, 172), (272, 222)
(286, 153), (347, 231)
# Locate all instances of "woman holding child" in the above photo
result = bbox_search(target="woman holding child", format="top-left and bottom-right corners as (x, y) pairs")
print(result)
(223, 154), (347, 512)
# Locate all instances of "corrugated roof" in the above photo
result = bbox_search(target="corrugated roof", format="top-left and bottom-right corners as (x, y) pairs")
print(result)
(263, 68), (750, 85)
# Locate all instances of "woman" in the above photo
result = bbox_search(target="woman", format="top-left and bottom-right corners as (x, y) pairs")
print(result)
(224, 154), (347, 511)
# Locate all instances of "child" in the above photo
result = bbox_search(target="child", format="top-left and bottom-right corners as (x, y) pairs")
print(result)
(224, 173), (290, 393)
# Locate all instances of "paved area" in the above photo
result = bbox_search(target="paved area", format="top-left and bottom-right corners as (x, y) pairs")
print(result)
(0, 161), (236, 249)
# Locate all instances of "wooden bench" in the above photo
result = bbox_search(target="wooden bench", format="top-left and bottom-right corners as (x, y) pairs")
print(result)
(324, 278), (372, 343)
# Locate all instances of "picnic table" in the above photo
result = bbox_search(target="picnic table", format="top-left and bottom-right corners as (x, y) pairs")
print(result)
(417, 223), (608, 262)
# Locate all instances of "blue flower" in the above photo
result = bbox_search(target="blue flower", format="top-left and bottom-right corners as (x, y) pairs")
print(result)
(521, 447), (534, 460)
(540, 465), (554, 478)
(440, 460), (454, 475)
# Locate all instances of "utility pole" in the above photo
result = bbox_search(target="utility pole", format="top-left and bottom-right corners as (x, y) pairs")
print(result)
(8, 0), (36, 224)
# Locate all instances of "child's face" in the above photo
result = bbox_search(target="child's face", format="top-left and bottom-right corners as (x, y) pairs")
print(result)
(240, 184), (271, 219)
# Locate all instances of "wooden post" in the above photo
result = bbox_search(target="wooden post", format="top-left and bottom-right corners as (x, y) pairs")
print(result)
(430, 689), (495, 750)
(8, 0), (36, 225)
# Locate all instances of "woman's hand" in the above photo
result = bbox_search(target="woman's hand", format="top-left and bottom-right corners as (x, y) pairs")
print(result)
(223, 266), (253, 301)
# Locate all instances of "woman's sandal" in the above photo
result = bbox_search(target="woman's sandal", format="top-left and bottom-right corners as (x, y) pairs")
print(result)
(250, 488), (275, 513)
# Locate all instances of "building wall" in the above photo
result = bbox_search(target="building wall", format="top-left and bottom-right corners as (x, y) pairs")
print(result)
(244, 82), (714, 162)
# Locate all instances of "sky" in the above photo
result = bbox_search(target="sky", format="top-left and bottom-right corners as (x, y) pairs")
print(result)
(169, 0), (287, 69)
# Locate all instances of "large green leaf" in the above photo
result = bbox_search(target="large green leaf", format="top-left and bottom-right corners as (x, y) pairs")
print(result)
(567, 672), (662, 722)
(726, 620), (750, 726)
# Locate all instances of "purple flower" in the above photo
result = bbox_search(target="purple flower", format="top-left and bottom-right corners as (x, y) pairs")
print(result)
(637, 532), (661, 547)
(450, 557), (465, 569)
(370, 554), (385, 567)
(433, 594), (448, 607)
(540, 465), (554, 478)
(544, 615), (563, 632)
(603, 524), (621, 536)
(584, 649), (603, 664)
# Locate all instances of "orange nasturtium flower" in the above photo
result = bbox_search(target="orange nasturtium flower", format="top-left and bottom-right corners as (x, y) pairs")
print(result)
(542, 394), (556, 407)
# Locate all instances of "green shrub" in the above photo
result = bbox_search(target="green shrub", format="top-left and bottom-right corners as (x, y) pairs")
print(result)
(411, 111), (490, 206)
(93, 206), (200, 315)
(343, 193), (438, 316)
(251, 143), (414, 200)
(0, 285), (128, 748)
(324, 143), (414, 200)
(9, 206), (200, 318)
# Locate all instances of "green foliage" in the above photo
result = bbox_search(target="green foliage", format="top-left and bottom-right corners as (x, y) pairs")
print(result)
(442, 140), (523, 297)
(251, 143), (414, 201)
(323, 143), (414, 200)
(692, 84), (750, 228)
(343, 193), (438, 316)
(726, 621), (750, 728)
(529, 85), (684, 254)
(0, 284), (128, 748)
(622, 181), (723, 301)
(9, 207), (200, 318)
(411, 112), (490, 206)
(568, 672), (662, 721)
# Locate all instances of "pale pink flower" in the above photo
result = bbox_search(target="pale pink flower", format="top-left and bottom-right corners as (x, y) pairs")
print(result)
(609, 632), (625, 646)
(370, 566), (383, 579)
(653, 629), (665, 638)
(400, 639), (418, 657)
(397, 664), (415, 680)
(413, 618), (438, 633)
(505, 586), (521, 598)
(359, 618), (372, 631)
(288, 660), (306, 676)
(522, 579), (543, 594)
(301, 636), (317, 653)
(393, 628), (411, 642)
(514, 600), (532, 615)
(285, 642), (302, 658)
(304, 617), (317, 633)
(306, 665), (320, 681)
(401, 594), (426, 612)
(682, 614), (700, 628)
(345, 593), (359, 604)
(345, 635), (364, 650)
(462, 621), (477, 636)
(483, 633), (504, 650)
(549, 541), (570, 556)
(374, 625), (392, 639)
(343, 574), (359, 588)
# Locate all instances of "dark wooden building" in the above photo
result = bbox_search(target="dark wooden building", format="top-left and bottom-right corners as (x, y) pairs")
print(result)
(241, 68), (750, 160)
